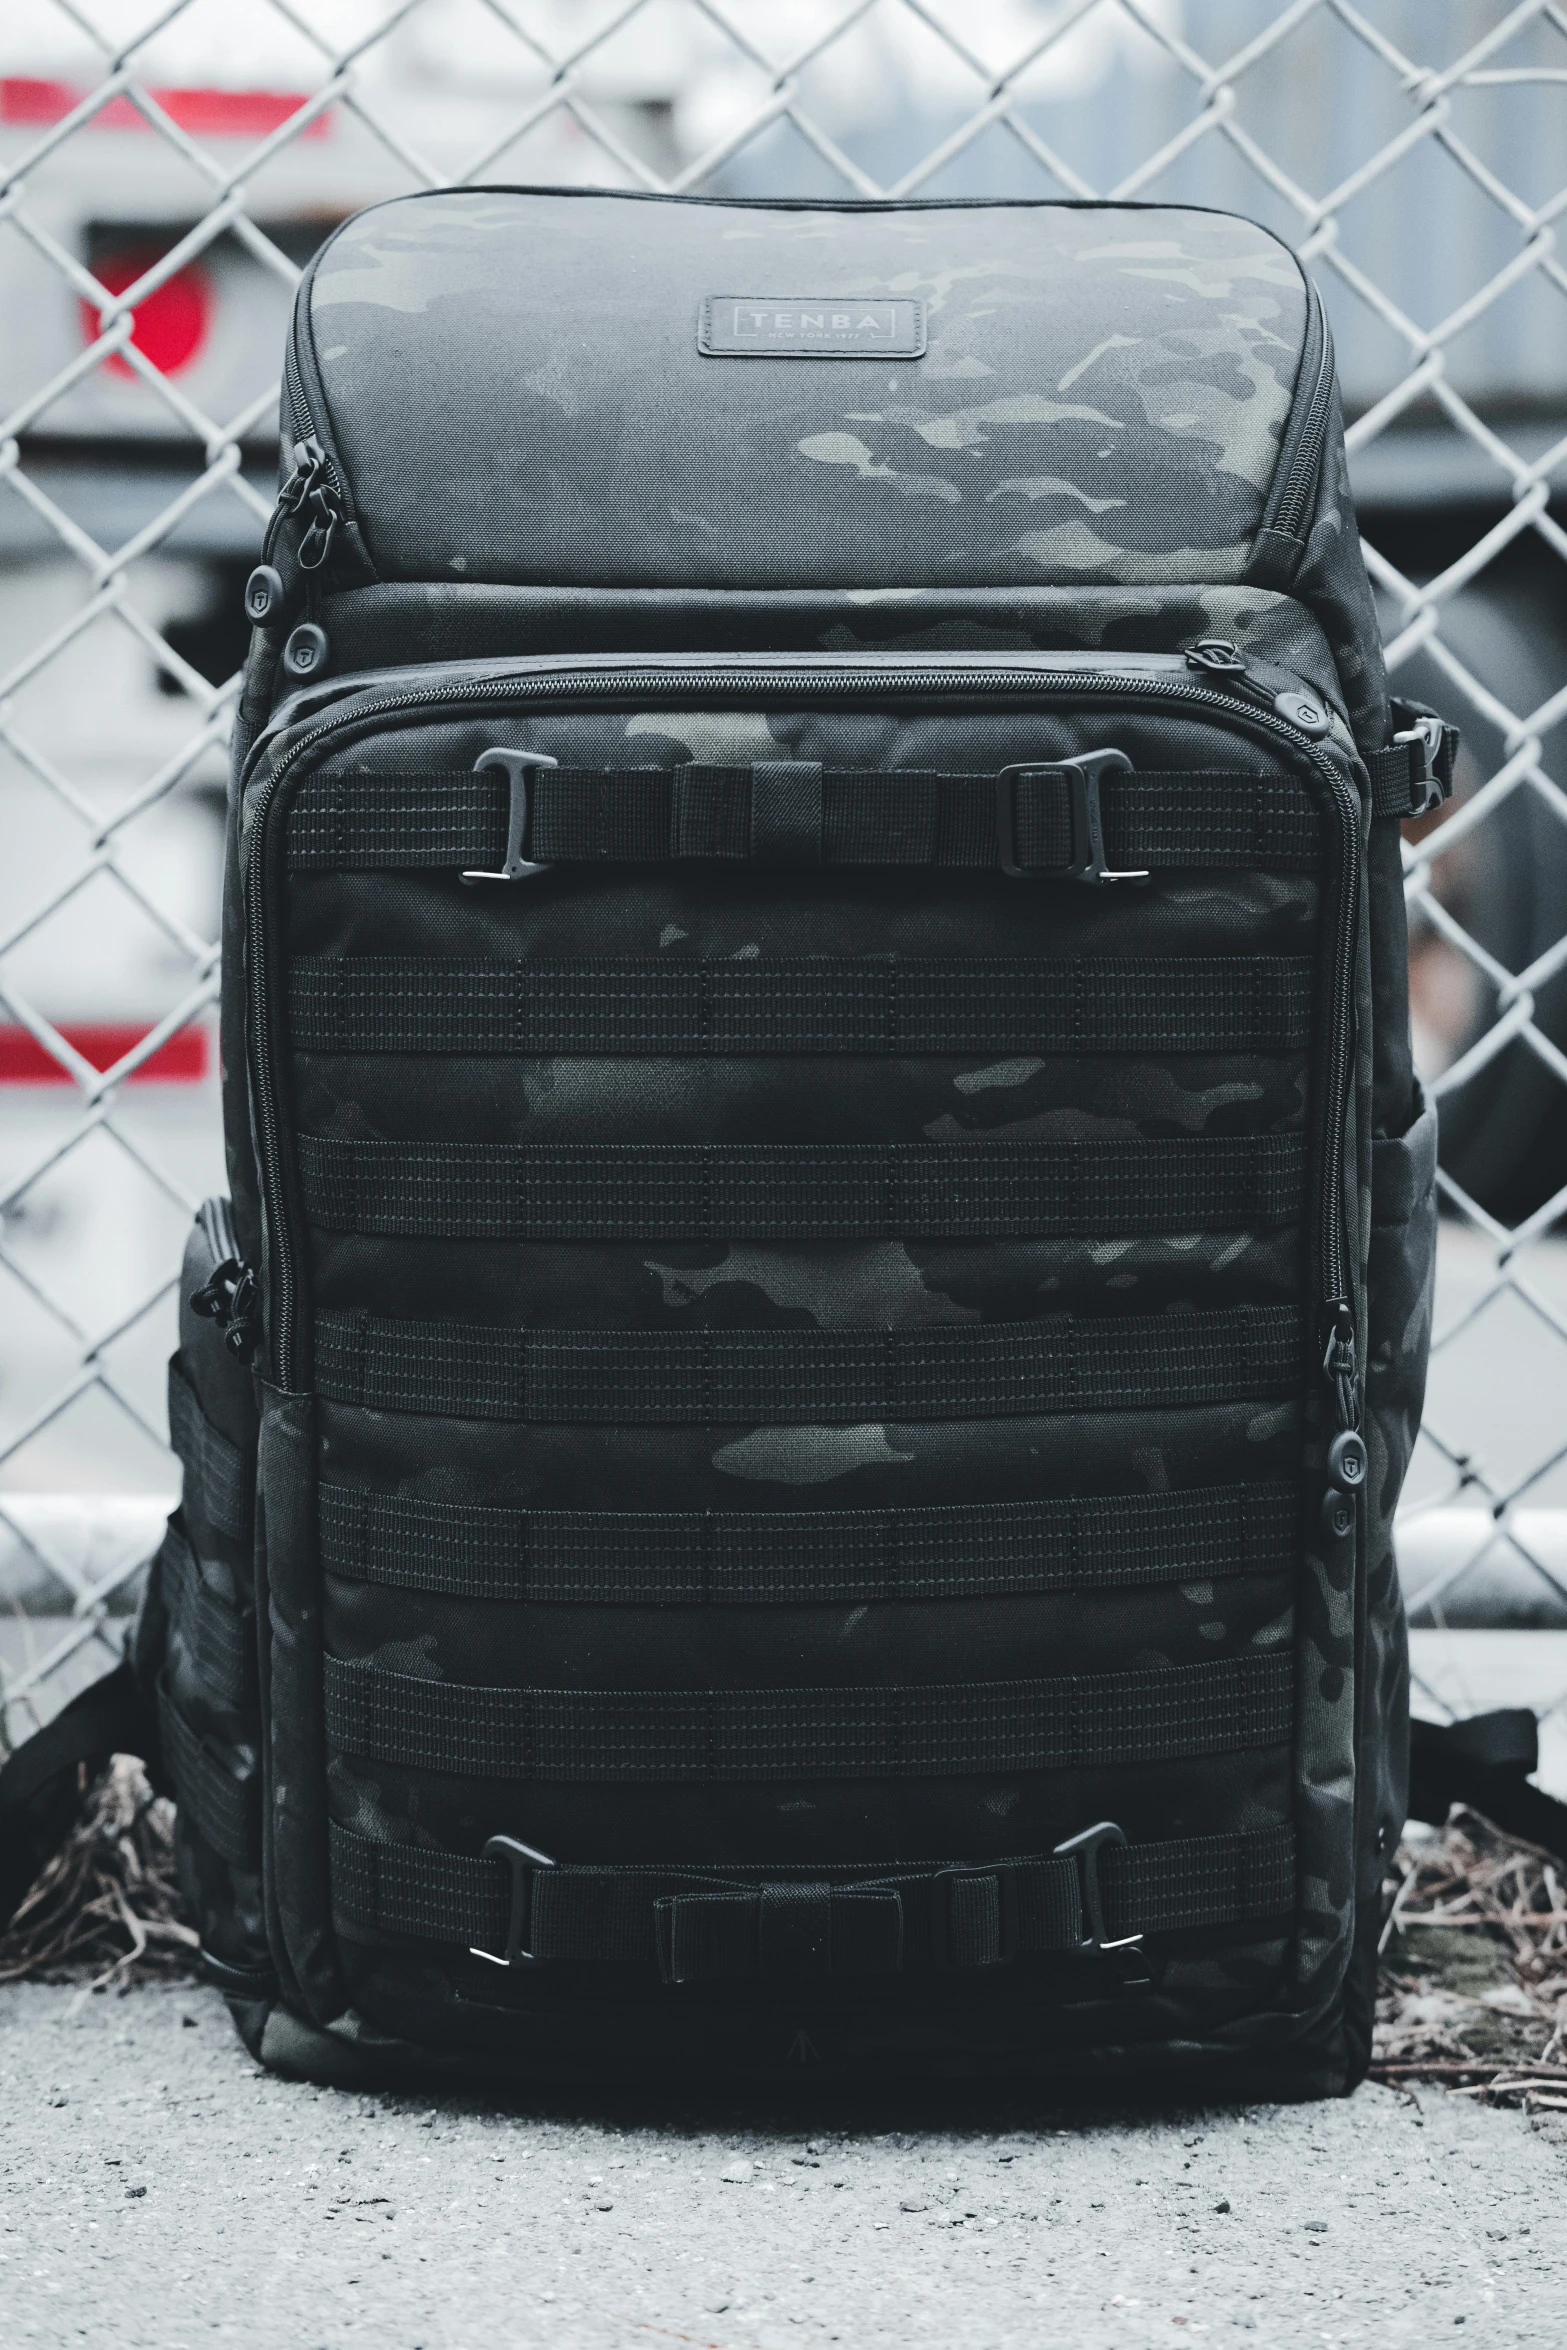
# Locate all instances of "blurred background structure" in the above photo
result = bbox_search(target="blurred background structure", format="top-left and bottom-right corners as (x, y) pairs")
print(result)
(1, 1), (1565, 1786)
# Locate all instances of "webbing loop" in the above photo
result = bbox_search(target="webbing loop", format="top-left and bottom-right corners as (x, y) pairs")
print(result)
(295, 1131), (1307, 1245)
(310, 1302), (1306, 1426)
(321, 1650), (1294, 1783)
(287, 953), (1316, 1060)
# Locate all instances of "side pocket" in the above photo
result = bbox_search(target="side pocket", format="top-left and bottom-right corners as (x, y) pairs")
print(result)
(154, 1197), (271, 1990)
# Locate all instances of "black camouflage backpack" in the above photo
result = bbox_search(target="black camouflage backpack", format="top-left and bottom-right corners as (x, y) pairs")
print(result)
(3, 190), (1469, 2094)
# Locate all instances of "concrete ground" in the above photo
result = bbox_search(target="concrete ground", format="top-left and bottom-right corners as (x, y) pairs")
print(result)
(3, 1982), (1565, 2350)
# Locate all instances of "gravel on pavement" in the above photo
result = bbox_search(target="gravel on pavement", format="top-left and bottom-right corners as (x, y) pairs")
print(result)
(3, 1981), (1567, 2347)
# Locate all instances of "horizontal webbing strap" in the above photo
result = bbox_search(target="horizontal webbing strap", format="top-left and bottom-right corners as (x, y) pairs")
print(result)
(317, 1476), (1299, 1605)
(158, 1525), (254, 1714)
(296, 1132), (1306, 1243)
(322, 1649), (1292, 1782)
(167, 1362), (251, 1543)
(328, 1819), (1298, 1977)
(156, 1680), (260, 1870)
(285, 763), (1322, 874)
(288, 955), (1314, 1059)
(312, 1303), (1304, 1425)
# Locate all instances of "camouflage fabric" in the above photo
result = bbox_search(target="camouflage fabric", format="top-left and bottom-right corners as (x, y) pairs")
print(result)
(305, 192), (1307, 596)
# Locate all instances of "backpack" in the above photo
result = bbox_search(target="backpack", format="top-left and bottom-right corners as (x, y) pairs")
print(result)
(3, 189), (1466, 2094)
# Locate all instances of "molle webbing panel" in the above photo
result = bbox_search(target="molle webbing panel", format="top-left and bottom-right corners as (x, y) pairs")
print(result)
(322, 1650), (1293, 1782)
(167, 1364), (251, 1543)
(312, 1304), (1305, 1425)
(159, 1525), (255, 1713)
(284, 764), (1325, 874)
(288, 955), (1315, 1058)
(296, 1133), (1306, 1243)
(156, 1684), (261, 1870)
(316, 1477), (1300, 1605)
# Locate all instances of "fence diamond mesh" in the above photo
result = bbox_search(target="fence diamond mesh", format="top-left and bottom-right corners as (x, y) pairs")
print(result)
(1, 0), (1565, 1783)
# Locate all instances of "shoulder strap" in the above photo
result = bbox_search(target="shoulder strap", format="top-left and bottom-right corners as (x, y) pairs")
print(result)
(0, 1660), (161, 1932)
(1408, 1708), (1567, 1860)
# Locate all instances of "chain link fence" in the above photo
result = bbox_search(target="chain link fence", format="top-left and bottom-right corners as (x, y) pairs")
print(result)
(2, 0), (1565, 1782)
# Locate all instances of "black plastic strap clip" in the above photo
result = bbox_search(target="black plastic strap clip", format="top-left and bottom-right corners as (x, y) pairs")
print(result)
(470, 1834), (555, 1967)
(462, 749), (557, 883)
(1391, 714), (1454, 818)
(995, 749), (1147, 883)
(1373, 707), (1457, 819)
(1054, 1820), (1144, 1957)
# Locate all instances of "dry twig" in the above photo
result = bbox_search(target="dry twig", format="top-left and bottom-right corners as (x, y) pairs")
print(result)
(1373, 1807), (1567, 2108)
(0, 1754), (198, 1989)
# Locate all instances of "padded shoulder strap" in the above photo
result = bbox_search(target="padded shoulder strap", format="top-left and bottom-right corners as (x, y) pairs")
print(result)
(1408, 1710), (1567, 1860)
(0, 1660), (161, 1932)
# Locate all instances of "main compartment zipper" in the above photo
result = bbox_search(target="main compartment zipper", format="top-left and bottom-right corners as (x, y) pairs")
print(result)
(1264, 285), (1335, 551)
(244, 654), (1363, 1415)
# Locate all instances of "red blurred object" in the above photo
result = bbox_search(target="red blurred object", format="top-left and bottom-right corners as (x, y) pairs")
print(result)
(79, 243), (213, 378)
(0, 77), (327, 139)
(0, 1022), (210, 1083)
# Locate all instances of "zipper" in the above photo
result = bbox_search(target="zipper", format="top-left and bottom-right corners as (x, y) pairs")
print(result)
(282, 333), (312, 451)
(1263, 284), (1334, 550)
(244, 652), (1362, 1414)
(256, 319), (352, 610)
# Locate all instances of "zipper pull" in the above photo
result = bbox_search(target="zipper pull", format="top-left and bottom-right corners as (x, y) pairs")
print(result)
(277, 436), (328, 518)
(1185, 641), (1331, 739)
(1320, 1299), (1361, 1432)
(298, 488), (341, 574)
(272, 437), (342, 571)
(1185, 638), (1256, 686)
(190, 1258), (261, 1363)
(253, 439), (341, 631)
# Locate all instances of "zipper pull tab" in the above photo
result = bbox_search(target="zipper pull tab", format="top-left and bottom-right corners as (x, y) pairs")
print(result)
(190, 1258), (261, 1363)
(1185, 641), (1332, 739)
(273, 436), (341, 570)
(1185, 638), (1253, 683)
(1321, 1299), (1360, 1432)
(297, 472), (342, 574)
(276, 437), (325, 517)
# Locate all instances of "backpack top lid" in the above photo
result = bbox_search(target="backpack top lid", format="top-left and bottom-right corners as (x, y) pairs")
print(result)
(300, 190), (1315, 596)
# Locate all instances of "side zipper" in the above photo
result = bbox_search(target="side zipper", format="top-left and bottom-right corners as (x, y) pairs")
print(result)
(1257, 283), (1335, 558)
(243, 654), (1363, 1419)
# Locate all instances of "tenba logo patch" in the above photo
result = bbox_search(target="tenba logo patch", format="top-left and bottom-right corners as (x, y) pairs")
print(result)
(699, 296), (926, 359)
